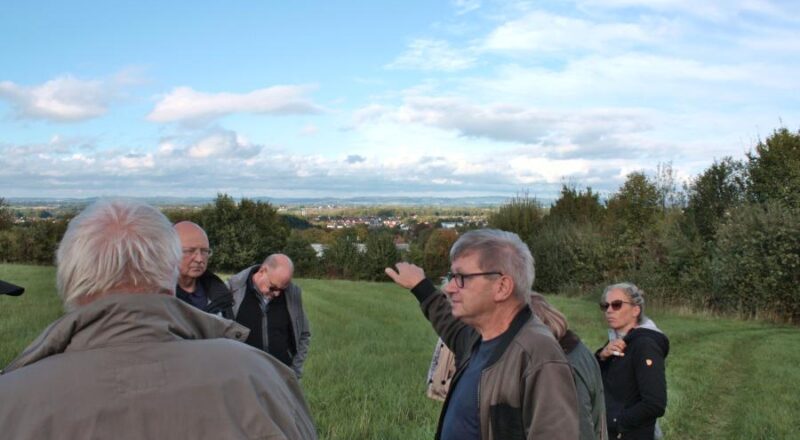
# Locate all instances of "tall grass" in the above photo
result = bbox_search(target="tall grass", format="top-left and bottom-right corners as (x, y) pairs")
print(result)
(2, 264), (799, 439)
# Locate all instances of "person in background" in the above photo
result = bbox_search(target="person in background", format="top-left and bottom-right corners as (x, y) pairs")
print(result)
(228, 254), (311, 379)
(529, 292), (608, 440)
(173, 221), (234, 318)
(386, 229), (579, 440)
(425, 337), (456, 402)
(0, 200), (317, 439)
(597, 282), (669, 440)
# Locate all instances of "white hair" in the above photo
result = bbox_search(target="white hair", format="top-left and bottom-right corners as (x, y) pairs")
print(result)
(56, 199), (181, 311)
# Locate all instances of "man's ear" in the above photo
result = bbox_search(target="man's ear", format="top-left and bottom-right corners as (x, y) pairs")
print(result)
(493, 276), (515, 302)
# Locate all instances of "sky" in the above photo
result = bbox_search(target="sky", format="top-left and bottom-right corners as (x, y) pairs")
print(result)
(1, 0), (799, 200)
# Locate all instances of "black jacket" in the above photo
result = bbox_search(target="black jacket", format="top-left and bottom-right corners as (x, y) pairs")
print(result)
(597, 327), (669, 440)
(176, 271), (235, 319)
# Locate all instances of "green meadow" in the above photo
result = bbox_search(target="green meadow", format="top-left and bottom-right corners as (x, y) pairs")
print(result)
(1, 263), (799, 439)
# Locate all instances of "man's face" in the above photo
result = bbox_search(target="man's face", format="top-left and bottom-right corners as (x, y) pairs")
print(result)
(443, 252), (498, 324)
(257, 265), (292, 298)
(177, 225), (210, 280)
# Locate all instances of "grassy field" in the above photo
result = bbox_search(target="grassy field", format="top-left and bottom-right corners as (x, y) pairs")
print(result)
(1, 263), (799, 439)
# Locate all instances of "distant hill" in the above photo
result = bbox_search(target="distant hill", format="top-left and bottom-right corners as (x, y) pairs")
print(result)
(6, 195), (529, 207)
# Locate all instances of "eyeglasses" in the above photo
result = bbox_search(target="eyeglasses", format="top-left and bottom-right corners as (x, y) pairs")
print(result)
(445, 271), (503, 288)
(599, 300), (634, 311)
(182, 247), (213, 258)
(267, 285), (285, 294)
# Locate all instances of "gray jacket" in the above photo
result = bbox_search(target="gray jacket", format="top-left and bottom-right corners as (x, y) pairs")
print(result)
(0, 293), (317, 440)
(228, 265), (311, 378)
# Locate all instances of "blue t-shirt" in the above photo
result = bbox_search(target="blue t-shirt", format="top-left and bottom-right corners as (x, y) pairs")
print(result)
(440, 336), (502, 440)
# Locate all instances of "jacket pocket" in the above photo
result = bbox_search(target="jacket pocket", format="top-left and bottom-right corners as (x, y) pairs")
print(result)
(490, 403), (524, 440)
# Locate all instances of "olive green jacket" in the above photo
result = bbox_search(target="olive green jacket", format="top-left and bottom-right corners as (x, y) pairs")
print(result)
(0, 293), (317, 440)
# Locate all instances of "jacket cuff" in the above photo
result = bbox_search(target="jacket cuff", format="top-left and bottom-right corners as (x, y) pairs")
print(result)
(410, 278), (437, 303)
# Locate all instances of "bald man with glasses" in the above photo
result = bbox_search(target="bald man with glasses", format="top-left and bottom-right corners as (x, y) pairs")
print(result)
(228, 254), (311, 379)
(174, 221), (234, 318)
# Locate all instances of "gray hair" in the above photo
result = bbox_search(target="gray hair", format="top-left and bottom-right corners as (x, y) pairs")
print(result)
(529, 292), (568, 340)
(450, 229), (534, 304)
(603, 282), (646, 323)
(56, 199), (181, 311)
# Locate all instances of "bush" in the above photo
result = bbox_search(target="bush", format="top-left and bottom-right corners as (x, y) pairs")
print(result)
(362, 231), (401, 281)
(283, 233), (319, 277)
(529, 222), (609, 293)
(0, 220), (69, 265)
(321, 230), (364, 279)
(198, 195), (288, 271)
(711, 202), (800, 322)
(487, 193), (543, 243)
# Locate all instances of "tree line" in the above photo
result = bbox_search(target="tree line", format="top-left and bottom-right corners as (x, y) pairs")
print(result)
(489, 128), (799, 323)
(1, 127), (797, 322)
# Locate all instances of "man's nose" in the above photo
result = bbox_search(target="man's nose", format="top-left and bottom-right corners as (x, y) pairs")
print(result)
(443, 279), (458, 295)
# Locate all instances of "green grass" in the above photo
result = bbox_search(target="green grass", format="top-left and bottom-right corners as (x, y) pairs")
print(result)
(2, 264), (799, 439)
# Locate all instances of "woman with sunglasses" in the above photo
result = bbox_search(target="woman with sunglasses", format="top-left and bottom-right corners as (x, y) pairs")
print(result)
(596, 283), (669, 440)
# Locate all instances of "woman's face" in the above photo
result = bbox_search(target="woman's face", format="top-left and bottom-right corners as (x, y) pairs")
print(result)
(603, 288), (640, 333)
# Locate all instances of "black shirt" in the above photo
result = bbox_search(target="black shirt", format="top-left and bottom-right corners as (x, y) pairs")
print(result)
(176, 282), (207, 310)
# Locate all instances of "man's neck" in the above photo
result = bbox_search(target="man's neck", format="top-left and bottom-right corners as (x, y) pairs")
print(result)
(473, 302), (525, 341)
(178, 276), (197, 293)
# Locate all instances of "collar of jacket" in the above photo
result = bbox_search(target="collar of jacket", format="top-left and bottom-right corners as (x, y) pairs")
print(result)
(476, 303), (533, 368)
(559, 329), (581, 354)
(2, 293), (249, 374)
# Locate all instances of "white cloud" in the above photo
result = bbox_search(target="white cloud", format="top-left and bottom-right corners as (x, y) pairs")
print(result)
(164, 129), (262, 159)
(300, 124), (319, 136)
(352, 95), (654, 158)
(0, 127), (644, 199)
(483, 11), (665, 53)
(453, 0), (481, 15)
(387, 39), (476, 71)
(147, 85), (322, 123)
(0, 75), (124, 122)
(578, 0), (797, 22)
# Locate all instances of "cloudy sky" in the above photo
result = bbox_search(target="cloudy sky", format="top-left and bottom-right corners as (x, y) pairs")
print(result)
(1, 0), (798, 200)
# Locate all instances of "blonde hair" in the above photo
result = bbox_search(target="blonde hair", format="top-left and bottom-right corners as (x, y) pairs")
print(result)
(529, 292), (568, 340)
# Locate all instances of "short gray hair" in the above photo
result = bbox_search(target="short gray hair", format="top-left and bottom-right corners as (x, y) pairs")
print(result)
(603, 282), (646, 323)
(450, 229), (534, 304)
(56, 199), (181, 311)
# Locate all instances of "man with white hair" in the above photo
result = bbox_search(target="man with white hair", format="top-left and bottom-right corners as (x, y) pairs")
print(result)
(386, 229), (579, 440)
(228, 254), (311, 379)
(0, 200), (317, 440)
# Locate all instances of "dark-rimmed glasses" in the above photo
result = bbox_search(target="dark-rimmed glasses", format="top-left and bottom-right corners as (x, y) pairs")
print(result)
(182, 247), (213, 258)
(599, 300), (634, 311)
(445, 271), (503, 288)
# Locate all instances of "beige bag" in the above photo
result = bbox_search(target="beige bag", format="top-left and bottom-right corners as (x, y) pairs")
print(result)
(425, 338), (456, 401)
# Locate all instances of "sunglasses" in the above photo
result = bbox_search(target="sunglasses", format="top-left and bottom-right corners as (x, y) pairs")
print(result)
(599, 300), (635, 311)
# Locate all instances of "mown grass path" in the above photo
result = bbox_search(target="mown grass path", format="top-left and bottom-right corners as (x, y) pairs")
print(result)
(1, 264), (798, 439)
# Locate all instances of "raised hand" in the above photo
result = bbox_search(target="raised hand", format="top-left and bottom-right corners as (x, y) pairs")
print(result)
(384, 262), (426, 289)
